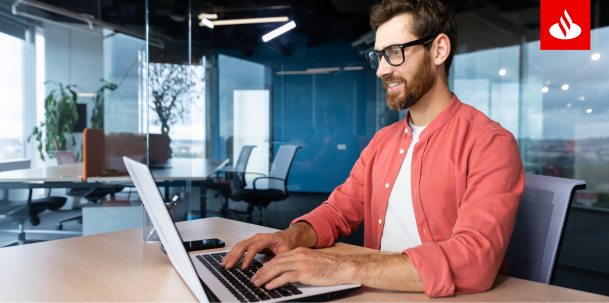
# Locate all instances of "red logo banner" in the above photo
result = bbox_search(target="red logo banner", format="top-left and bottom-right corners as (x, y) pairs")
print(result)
(540, 0), (590, 50)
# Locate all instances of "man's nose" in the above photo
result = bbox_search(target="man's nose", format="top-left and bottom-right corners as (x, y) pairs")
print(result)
(376, 55), (393, 79)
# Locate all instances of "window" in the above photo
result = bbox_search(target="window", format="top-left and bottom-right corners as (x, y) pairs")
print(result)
(0, 31), (24, 160)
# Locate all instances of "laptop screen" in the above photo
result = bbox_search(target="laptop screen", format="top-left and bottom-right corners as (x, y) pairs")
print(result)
(123, 156), (209, 303)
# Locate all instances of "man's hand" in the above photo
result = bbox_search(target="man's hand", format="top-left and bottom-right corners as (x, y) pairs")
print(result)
(251, 249), (424, 293)
(221, 221), (317, 270)
(251, 247), (354, 290)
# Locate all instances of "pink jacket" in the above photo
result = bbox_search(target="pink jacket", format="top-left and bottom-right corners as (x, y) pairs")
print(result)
(292, 94), (525, 297)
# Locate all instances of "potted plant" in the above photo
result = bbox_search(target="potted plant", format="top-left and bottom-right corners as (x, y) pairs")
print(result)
(91, 79), (117, 129)
(28, 81), (79, 161)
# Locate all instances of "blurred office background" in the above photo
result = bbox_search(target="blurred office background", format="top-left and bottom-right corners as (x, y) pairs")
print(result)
(0, 0), (608, 296)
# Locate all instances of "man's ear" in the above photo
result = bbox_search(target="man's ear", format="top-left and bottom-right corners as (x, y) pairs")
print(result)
(432, 33), (450, 68)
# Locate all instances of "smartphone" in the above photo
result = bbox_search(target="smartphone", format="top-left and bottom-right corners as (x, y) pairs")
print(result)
(183, 238), (225, 251)
(160, 238), (225, 254)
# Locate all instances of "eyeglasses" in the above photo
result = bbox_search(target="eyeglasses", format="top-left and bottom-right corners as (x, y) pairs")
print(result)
(365, 36), (436, 70)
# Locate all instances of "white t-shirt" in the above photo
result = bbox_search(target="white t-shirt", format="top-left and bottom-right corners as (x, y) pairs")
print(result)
(379, 119), (426, 253)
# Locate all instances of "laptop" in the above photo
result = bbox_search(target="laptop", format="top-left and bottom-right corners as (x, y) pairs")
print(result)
(123, 157), (361, 302)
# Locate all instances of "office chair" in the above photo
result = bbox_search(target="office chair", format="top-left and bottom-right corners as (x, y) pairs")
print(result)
(50, 150), (123, 230)
(230, 145), (301, 225)
(0, 189), (67, 247)
(207, 145), (257, 217)
(506, 174), (586, 284)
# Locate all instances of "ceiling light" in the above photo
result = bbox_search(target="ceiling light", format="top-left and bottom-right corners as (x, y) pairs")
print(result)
(591, 53), (601, 60)
(200, 18), (214, 29)
(567, 103), (572, 107)
(276, 70), (330, 75)
(77, 93), (96, 97)
(170, 15), (187, 22)
(499, 69), (506, 76)
(307, 67), (340, 73)
(214, 17), (289, 26)
(277, 66), (361, 75)
(561, 84), (569, 90)
(262, 21), (296, 42)
(586, 109), (592, 113)
(199, 13), (218, 20)
(542, 87), (549, 93)
(579, 96), (585, 101)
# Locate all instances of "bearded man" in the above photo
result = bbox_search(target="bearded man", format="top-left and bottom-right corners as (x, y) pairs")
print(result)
(221, 0), (525, 297)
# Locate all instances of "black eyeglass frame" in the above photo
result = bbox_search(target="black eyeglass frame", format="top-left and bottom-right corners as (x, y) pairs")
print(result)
(365, 35), (437, 69)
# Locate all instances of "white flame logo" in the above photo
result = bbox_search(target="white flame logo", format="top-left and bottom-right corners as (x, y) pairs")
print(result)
(549, 10), (581, 40)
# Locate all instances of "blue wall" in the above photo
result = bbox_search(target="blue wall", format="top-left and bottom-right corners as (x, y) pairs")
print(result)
(215, 33), (379, 192)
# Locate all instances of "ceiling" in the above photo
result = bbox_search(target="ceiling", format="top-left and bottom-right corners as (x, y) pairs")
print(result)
(4, 0), (609, 58)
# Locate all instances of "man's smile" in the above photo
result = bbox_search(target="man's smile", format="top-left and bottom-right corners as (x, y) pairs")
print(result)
(386, 81), (404, 92)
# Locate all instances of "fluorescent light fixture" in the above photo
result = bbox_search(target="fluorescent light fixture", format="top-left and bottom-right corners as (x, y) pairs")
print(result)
(541, 87), (549, 93)
(567, 103), (572, 107)
(276, 70), (330, 75)
(262, 21), (296, 42)
(579, 96), (585, 101)
(277, 66), (365, 75)
(586, 108), (592, 113)
(214, 17), (289, 26)
(591, 53), (601, 60)
(562, 84), (569, 90)
(499, 69), (506, 76)
(199, 13), (218, 20)
(77, 93), (96, 97)
(200, 18), (214, 29)
(307, 67), (340, 73)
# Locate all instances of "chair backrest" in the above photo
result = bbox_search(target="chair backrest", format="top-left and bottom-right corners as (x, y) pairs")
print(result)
(268, 145), (301, 192)
(50, 151), (78, 165)
(506, 174), (585, 284)
(234, 146), (256, 173)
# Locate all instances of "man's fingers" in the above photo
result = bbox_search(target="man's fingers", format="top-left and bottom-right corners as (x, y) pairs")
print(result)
(253, 259), (297, 287)
(265, 271), (299, 290)
(223, 240), (249, 268)
(241, 234), (276, 269)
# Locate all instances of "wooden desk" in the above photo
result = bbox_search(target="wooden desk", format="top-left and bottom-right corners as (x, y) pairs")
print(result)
(0, 218), (606, 302)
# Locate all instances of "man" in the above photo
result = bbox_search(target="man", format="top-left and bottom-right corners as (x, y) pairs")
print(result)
(222, 0), (525, 297)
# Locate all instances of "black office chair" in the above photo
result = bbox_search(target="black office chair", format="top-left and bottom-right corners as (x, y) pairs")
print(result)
(207, 145), (257, 217)
(0, 188), (67, 247)
(50, 151), (123, 230)
(230, 145), (301, 225)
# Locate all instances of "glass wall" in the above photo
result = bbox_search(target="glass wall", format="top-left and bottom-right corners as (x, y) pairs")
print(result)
(0, 32), (24, 160)
(450, 23), (609, 210)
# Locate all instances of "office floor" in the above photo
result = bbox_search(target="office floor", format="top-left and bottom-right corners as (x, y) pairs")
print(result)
(0, 209), (82, 244)
(1, 191), (607, 297)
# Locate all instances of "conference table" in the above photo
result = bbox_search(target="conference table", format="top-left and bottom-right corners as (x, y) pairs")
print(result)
(0, 158), (229, 218)
(0, 217), (607, 302)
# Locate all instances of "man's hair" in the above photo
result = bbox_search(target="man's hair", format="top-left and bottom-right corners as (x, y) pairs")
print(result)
(370, 0), (458, 77)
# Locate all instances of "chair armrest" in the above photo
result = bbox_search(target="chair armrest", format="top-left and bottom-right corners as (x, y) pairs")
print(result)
(253, 176), (285, 191)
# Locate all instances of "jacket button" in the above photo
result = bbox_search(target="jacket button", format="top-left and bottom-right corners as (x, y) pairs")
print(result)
(379, 219), (383, 224)
(400, 149), (404, 154)
(405, 128), (409, 134)
(385, 183), (390, 188)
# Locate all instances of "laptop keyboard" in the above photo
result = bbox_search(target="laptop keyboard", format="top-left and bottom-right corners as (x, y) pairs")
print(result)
(197, 252), (303, 302)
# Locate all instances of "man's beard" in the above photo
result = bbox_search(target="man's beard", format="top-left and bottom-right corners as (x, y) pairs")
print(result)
(384, 52), (435, 111)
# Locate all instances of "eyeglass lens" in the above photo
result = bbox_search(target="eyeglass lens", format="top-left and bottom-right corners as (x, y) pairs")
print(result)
(367, 45), (404, 70)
